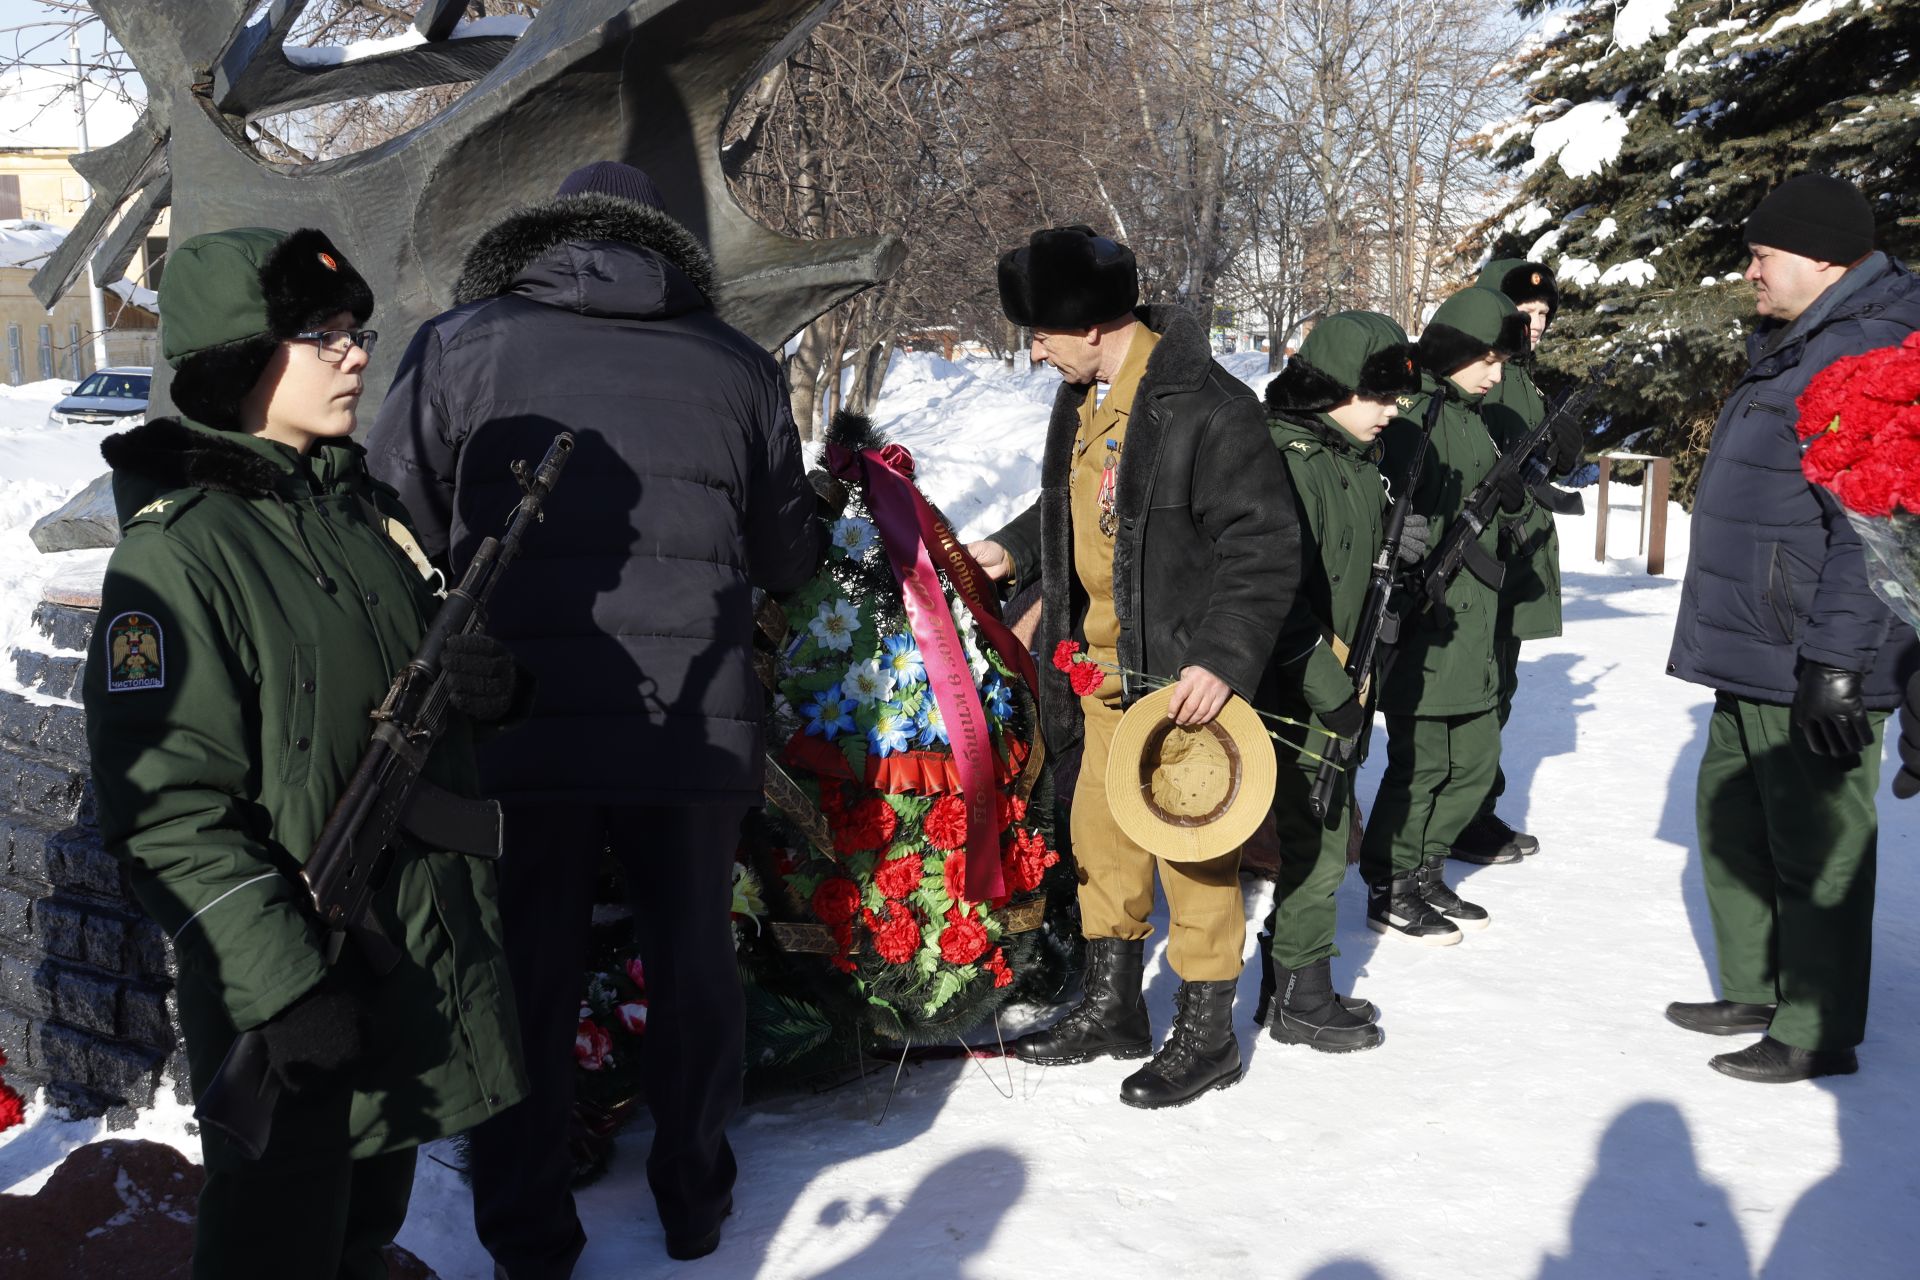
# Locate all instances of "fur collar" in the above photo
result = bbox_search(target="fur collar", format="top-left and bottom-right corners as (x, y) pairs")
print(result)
(101, 417), (285, 499)
(1133, 304), (1213, 395)
(453, 193), (718, 305)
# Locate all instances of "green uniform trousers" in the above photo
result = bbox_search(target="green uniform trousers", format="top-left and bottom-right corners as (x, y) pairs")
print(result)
(1476, 632), (1524, 819)
(196, 1081), (418, 1280)
(1263, 708), (1351, 970)
(1696, 692), (1883, 1052)
(1361, 710), (1499, 884)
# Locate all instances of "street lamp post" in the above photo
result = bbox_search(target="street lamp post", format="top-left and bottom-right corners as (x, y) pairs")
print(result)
(71, 28), (112, 376)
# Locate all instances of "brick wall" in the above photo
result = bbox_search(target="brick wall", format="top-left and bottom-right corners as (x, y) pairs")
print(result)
(1, 601), (186, 1120)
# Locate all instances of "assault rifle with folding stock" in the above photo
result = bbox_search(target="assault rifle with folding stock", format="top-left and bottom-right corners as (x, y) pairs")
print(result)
(1416, 359), (1615, 615)
(195, 432), (575, 1160)
(1306, 392), (1445, 821)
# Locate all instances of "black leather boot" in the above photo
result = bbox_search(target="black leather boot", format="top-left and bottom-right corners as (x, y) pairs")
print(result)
(1269, 958), (1383, 1053)
(1012, 937), (1152, 1065)
(1119, 979), (1243, 1109)
(1419, 853), (1489, 931)
(1665, 1000), (1776, 1036)
(1253, 932), (1375, 1025)
(1709, 1035), (1857, 1083)
(1450, 812), (1537, 864)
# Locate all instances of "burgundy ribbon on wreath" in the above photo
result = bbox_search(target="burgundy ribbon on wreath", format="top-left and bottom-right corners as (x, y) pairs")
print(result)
(826, 441), (1031, 903)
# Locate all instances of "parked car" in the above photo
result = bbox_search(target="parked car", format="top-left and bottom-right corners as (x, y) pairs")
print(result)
(46, 366), (151, 428)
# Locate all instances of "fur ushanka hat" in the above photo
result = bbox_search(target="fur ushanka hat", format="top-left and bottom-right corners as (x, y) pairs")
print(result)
(1477, 258), (1559, 324)
(1415, 286), (1530, 378)
(997, 225), (1139, 330)
(1264, 311), (1420, 414)
(161, 227), (374, 431)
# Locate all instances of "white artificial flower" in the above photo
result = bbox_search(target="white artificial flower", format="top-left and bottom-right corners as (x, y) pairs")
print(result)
(830, 516), (878, 559)
(809, 598), (863, 651)
(843, 657), (896, 706)
(950, 596), (990, 679)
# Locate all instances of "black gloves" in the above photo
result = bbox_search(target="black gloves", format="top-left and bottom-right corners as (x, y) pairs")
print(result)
(1894, 671), (1920, 798)
(1321, 697), (1366, 740)
(1790, 662), (1873, 757)
(260, 982), (366, 1094)
(1496, 468), (1528, 514)
(442, 632), (528, 723)
(1397, 514), (1430, 565)
(1546, 411), (1584, 474)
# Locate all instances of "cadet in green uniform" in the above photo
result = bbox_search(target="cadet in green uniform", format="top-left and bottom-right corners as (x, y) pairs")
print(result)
(83, 228), (528, 1280)
(1360, 287), (1530, 945)
(1254, 312), (1424, 1051)
(1453, 260), (1583, 864)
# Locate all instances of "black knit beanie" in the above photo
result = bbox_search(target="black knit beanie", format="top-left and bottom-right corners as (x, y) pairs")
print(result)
(555, 161), (666, 212)
(1744, 174), (1874, 264)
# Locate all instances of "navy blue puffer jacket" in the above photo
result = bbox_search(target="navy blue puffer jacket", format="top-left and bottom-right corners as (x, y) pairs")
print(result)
(366, 194), (823, 803)
(1668, 253), (1920, 707)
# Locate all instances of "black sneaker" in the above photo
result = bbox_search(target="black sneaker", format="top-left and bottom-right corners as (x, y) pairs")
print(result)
(1450, 812), (1535, 865)
(1419, 854), (1489, 931)
(1366, 874), (1461, 946)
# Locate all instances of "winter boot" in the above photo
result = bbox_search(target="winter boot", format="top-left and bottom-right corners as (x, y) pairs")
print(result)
(1252, 932), (1376, 1026)
(1268, 958), (1383, 1053)
(1709, 1035), (1857, 1083)
(1119, 979), (1243, 1109)
(1012, 937), (1152, 1065)
(1450, 812), (1536, 864)
(1367, 873), (1461, 946)
(1418, 853), (1489, 931)
(1665, 1000), (1777, 1036)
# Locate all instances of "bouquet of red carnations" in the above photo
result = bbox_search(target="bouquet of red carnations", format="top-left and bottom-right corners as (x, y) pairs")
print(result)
(1796, 332), (1920, 627)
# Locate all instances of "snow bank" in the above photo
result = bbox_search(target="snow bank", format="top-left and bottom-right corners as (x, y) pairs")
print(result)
(282, 16), (533, 67)
(1528, 100), (1630, 180)
(2, 218), (158, 309)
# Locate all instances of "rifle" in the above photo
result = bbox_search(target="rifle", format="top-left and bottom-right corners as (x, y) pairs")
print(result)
(1416, 357), (1616, 614)
(1306, 392), (1444, 821)
(195, 432), (575, 1160)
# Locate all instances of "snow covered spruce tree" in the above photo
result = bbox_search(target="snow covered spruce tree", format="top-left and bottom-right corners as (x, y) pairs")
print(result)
(1475, 0), (1920, 499)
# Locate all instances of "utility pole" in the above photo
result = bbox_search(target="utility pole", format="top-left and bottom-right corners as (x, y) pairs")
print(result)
(72, 27), (111, 376)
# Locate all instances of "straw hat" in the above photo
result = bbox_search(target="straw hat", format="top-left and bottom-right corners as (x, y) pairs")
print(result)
(1104, 685), (1277, 863)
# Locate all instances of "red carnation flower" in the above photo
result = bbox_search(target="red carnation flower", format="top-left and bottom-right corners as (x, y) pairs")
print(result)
(1003, 827), (1060, 894)
(1067, 658), (1106, 696)
(828, 920), (856, 973)
(942, 850), (969, 905)
(835, 795), (899, 854)
(873, 854), (926, 900)
(866, 904), (923, 965)
(937, 906), (990, 965)
(1051, 640), (1083, 673)
(811, 877), (862, 926)
(924, 794), (969, 851)
(984, 946), (1013, 989)
(996, 793), (1028, 829)
(817, 779), (848, 819)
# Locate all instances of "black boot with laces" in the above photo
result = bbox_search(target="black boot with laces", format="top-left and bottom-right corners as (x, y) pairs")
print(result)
(1012, 937), (1152, 1065)
(1119, 979), (1243, 1109)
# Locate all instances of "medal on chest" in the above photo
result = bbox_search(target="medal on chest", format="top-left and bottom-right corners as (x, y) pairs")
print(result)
(1098, 437), (1122, 536)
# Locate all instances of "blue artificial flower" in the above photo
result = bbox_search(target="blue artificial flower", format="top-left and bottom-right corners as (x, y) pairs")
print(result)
(982, 673), (1014, 721)
(803, 683), (858, 740)
(868, 705), (914, 756)
(882, 633), (926, 686)
(915, 698), (950, 748)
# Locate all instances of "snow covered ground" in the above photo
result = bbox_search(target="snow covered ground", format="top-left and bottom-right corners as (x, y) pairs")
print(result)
(4, 353), (1916, 1277)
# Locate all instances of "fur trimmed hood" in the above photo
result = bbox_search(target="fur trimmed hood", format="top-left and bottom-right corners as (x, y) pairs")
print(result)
(453, 192), (718, 306)
(1264, 346), (1419, 414)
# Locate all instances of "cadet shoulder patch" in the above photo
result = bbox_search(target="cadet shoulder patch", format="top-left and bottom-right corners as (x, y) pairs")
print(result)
(1288, 440), (1314, 453)
(106, 611), (165, 691)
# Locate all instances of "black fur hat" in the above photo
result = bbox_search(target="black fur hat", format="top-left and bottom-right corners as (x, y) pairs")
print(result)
(1477, 257), (1559, 323)
(1264, 311), (1420, 413)
(997, 225), (1139, 329)
(1415, 287), (1531, 378)
(164, 227), (374, 431)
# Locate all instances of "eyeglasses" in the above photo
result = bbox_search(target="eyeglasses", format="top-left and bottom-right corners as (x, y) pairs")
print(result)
(291, 329), (378, 363)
